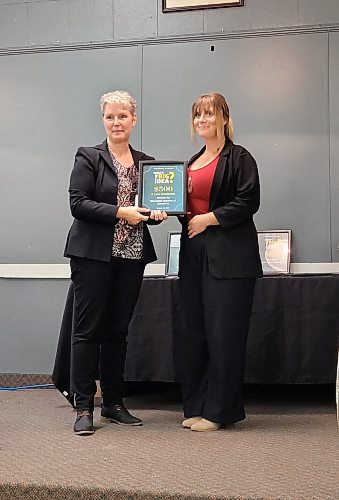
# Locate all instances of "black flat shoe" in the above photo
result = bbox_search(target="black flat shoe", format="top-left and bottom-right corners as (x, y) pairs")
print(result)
(101, 404), (142, 426)
(74, 409), (95, 435)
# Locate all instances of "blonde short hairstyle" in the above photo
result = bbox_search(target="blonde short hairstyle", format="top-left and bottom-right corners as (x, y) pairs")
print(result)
(100, 90), (137, 115)
(191, 92), (233, 141)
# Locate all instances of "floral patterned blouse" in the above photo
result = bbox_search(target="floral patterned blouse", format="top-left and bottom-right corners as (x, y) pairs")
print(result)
(109, 150), (143, 259)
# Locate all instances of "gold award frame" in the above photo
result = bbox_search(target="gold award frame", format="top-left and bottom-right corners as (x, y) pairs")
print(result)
(163, 0), (244, 12)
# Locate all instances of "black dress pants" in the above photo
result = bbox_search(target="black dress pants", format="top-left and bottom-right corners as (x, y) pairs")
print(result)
(70, 256), (145, 411)
(179, 233), (256, 424)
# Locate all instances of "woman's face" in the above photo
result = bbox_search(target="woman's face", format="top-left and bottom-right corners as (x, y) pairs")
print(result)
(193, 107), (218, 140)
(193, 105), (227, 141)
(103, 102), (136, 144)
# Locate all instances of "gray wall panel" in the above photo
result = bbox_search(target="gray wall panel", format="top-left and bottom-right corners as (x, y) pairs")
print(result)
(203, 3), (252, 34)
(0, 279), (69, 374)
(298, 0), (339, 26)
(0, 46), (142, 263)
(114, 0), (157, 40)
(248, 0), (299, 30)
(69, 0), (113, 43)
(28, 0), (71, 46)
(330, 32), (339, 262)
(142, 33), (330, 262)
(0, 3), (28, 48)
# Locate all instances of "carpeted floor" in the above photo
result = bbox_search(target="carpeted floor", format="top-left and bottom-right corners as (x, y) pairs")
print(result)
(0, 385), (338, 500)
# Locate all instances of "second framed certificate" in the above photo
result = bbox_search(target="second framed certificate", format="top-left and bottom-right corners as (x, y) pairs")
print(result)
(257, 230), (292, 274)
(138, 160), (187, 215)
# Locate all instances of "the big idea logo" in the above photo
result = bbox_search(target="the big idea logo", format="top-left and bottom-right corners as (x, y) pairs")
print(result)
(153, 171), (175, 184)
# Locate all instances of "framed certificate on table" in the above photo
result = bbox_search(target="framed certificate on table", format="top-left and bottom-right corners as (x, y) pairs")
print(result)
(165, 231), (181, 276)
(138, 160), (187, 215)
(257, 230), (292, 275)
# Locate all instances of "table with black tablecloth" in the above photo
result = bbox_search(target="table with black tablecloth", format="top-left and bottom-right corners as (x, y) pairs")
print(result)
(52, 274), (339, 404)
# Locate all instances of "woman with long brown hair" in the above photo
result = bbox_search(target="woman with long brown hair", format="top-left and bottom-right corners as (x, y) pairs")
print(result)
(178, 93), (262, 432)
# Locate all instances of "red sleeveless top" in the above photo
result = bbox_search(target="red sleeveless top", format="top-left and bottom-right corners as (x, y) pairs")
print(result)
(187, 155), (219, 220)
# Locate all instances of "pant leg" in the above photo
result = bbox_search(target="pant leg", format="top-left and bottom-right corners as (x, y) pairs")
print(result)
(99, 258), (145, 406)
(202, 272), (256, 424)
(179, 233), (209, 418)
(70, 257), (115, 411)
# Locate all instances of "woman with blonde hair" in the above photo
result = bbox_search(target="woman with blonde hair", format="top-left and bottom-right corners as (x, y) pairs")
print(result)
(178, 92), (262, 432)
(63, 90), (167, 435)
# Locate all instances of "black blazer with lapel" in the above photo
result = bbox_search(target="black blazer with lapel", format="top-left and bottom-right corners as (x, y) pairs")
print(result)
(64, 140), (157, 264)
(179, 138), (263, 279)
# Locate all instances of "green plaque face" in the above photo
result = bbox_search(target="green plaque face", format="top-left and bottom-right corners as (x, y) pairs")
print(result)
(138, 161), (187, 215)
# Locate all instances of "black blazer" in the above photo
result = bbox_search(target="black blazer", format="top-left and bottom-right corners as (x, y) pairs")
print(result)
(64, 140), (157, 264)
(179, 138), (263, 279)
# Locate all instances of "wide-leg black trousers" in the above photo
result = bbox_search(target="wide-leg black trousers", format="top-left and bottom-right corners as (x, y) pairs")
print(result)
(179, 233), (256, 424)
(70, 256), (145, 411)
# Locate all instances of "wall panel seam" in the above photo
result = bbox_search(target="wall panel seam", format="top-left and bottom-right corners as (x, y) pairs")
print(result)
(328, 32), (332, 261)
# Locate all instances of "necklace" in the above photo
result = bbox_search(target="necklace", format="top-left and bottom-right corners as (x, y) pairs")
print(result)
(191, 141), (225, 171)
(188, 142), (224, 194)
(205, 141), (225, 158)
(211, 142), (225, 154)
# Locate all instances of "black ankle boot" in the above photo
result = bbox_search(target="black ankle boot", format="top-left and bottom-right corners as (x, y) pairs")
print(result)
(74, 409), (95, 435)
(101, 404), (142, 426)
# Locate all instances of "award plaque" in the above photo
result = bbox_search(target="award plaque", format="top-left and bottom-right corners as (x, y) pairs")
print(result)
(138, 160), (187, 215)
(257, 230), (292, 275)
(165, 231), (181, 276)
